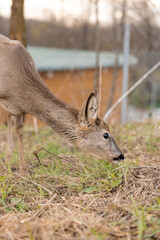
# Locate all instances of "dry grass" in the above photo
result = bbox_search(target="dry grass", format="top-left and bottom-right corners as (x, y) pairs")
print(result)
(0, 121), (160, 240)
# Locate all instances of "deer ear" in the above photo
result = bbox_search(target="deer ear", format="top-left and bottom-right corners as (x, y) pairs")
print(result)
(78, 92), (98, 126)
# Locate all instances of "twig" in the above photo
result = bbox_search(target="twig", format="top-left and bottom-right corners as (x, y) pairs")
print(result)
(129, 166), (160, 170)
(20, 209), (41, 223)
(38, 194), (57, 206)
(63, 207), (72, 215)
(33, 147), (63, 161)
(33, 151), (41, 165)
(33, 147), (77, 166)
(136, 177), (160, 181)
(86, 198), (97, 209)
(6, 229), (14, 240)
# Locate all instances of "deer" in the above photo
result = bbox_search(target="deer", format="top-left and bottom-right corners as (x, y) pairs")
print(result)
(0, 34), (124, 174)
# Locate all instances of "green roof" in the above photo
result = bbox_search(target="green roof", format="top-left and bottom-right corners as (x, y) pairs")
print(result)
(28, 46), (138, 71)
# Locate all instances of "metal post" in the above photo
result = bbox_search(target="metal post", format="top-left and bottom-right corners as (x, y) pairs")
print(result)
(151, 81), (157, 109)
(121, 23), (130, 123)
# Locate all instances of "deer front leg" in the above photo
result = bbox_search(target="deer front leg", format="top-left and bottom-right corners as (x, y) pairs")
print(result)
(6, 114), (13, 163)
(16, 115), (27, 174)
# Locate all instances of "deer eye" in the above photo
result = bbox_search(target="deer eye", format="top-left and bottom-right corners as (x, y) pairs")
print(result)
(103, 132), (109, 139)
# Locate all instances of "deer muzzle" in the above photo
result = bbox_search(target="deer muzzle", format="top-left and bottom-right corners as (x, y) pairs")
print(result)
(114, 154), (125, 161)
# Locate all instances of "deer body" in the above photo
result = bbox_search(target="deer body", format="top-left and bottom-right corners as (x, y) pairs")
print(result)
(0, 34), (124, 173)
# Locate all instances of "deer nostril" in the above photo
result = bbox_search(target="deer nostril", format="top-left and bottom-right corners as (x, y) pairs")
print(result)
(119, 154), (125, 160)
(114, 154), (125, 161)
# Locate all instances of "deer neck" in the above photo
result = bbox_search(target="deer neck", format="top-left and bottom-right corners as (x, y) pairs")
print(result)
(28, 86), (80, 142)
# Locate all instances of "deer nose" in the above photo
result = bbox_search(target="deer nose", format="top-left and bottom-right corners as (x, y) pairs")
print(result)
(114, 154), (125, 161)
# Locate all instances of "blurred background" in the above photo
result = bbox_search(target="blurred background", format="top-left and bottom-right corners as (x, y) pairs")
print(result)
(0, 0), (160, 125)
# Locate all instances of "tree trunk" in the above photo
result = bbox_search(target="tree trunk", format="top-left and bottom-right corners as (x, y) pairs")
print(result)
(10, 0), (26, 47)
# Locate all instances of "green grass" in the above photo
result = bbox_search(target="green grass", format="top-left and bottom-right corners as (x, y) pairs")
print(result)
(0, 121), (160, 239)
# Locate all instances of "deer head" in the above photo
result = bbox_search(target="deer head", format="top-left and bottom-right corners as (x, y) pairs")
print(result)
(77, 92), (124, 161)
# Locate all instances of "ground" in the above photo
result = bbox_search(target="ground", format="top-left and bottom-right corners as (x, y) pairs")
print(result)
(0, 121), (160, 240)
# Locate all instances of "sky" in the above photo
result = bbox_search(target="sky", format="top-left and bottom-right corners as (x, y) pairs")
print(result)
(0, 0), (160, 25)
(0, 0), (112, 24)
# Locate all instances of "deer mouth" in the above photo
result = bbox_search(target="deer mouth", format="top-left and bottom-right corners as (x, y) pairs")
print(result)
(113, 154), (125, 161)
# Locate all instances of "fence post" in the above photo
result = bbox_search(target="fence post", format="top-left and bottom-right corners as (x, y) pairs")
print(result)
(121, 23), (130, 123)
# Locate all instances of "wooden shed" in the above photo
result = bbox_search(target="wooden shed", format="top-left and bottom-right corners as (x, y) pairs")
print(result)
(0, 47), (137, 125)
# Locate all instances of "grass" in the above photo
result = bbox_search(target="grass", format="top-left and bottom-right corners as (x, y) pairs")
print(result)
(0, 121), (160, 239)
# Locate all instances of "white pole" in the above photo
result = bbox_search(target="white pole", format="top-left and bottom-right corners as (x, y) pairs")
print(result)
(103, 61), (160, 121)
(121, 23), (130, 123)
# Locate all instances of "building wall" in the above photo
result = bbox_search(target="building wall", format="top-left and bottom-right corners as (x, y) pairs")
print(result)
(26, 67), (123, 125)
(0, 67), (123, 125)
